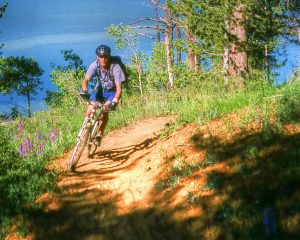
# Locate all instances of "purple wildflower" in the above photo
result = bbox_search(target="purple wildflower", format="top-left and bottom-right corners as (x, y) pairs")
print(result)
(17, 120), (24, 138)
(19, 137), (32, 157)
(38, 134), (45, 140)
(49, 129), (60, 143)
(36, 141), (45, 155)
(35, 133), (46, 155)
(24, 137), (31, 153)
(19, 144), (25, 157)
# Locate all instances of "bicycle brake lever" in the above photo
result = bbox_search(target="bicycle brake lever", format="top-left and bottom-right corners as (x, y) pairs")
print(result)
(90, 101), (103, 108)
(96, 102), (103, 108)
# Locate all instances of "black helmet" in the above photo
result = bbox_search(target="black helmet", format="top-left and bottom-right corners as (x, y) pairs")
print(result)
(95, 44), (111, 57)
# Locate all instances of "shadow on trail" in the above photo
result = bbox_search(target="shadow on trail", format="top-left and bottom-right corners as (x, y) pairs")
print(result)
(95, 137), (155, 161)
(25, 134), (201, 239)
(75, 137), (157, 174)
(23, 119), (300, 240)
(153, 122), (300, 239)
(26, 189), (199, 240)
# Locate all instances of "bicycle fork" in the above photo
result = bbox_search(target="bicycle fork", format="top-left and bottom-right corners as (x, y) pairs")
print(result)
(70, 117), (90, 158)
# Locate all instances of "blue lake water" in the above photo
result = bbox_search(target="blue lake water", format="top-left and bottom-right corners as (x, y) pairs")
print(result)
(0, 0), (299, 115)
(0, 0), (155, 114)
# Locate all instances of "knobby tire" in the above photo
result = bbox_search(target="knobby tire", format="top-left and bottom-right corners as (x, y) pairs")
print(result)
(87, 118), (102, 157)
(68, 122), (91, 171)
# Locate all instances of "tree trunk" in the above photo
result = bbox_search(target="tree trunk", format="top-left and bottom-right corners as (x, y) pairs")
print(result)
(297, 26), (300, 45)
(228, 1), (248, 86)
(194, 55), (200, 72)
(138, 70), (143, 95)
(264, 44), (270, 82)
(137, 66), (143, 96)
(155, 3), (161, 42)
(27, 90), (31, 118)
(223, 15), (230, 84)
(133, 53), (143, 96)
(223, 46), (230, 84)
(175, 22), (181, 64)
(165, 4), (174, 88)
(186, 29), (196, 72)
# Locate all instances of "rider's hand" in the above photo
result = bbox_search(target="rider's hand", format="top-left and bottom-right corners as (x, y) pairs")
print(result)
(79, 89), (88, 96)
(79, 89), (90, 101)
(106, 99), (118, 111)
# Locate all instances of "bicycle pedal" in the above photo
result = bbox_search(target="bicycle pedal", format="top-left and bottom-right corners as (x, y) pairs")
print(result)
(94, 135), (102, 146)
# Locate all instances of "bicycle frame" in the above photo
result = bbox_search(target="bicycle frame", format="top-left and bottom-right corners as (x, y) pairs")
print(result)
(68, 101), (105, 172)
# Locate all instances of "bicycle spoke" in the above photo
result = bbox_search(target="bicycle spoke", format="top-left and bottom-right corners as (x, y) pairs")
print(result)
(87, 119), (101, 157)
(68, 121), (91, 171)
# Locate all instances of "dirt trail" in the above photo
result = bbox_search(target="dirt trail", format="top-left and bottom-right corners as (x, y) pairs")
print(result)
(11, 113), (300, 240)
(25, 116), (195, 240)
(59, 116), (175, 212)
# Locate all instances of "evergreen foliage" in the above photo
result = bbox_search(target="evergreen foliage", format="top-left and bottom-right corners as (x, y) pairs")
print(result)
(0, 1), (8, 54)
(0, 0), (299, 237)
(58, 49), (86, 73)
(46, 68), (85, 108)
(146, 42), (168, 91)
(106, 23), (146, 95)
(171, 0), (299, 85)
(45, 50), (86, 108)
(0, 56), (44, 117)
(0, 125), (56, 233)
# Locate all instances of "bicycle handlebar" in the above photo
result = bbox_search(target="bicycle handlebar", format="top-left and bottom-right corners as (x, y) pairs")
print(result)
(79, 91), (115, 112)
(90, 101), (103, 108)
(79, 92), (90, 102)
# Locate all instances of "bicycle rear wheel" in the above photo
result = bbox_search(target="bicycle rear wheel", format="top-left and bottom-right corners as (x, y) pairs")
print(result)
(68, 122), (91, 171)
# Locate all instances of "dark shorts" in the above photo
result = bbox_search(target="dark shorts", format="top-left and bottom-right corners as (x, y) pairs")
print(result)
(90, 88), (115, 103)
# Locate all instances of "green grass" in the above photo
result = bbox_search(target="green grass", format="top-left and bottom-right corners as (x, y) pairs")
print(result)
(152, 80), (300, 239)
(1, 74), (300, 238)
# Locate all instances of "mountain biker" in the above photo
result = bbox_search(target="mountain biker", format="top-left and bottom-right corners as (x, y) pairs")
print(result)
(80, 44), (125, 146)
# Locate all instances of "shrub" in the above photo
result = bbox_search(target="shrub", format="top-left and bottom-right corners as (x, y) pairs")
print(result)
(0, 125), (56, 221)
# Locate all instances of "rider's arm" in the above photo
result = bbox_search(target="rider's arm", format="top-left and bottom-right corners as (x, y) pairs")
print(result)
(82, 75), (90, 92)
(82, 61), (97, 92)
(113, 81), (122, 102)
(111, 64), (125, 102)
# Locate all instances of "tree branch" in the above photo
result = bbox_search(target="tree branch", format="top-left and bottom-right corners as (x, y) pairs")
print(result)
(129, 17), (166, 25)
(149, 0), (166, 10)
(136, 32), (156, 39)
(202, 52), (223, 57)
(130, 25), (164, 31)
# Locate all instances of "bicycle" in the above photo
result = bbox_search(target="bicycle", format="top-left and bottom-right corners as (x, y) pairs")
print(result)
(67, 96), (107, 172)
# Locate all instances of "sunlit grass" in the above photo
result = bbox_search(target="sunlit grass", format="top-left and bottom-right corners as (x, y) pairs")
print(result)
(150, 79), (300, 238)
(1, 75), (300, 238)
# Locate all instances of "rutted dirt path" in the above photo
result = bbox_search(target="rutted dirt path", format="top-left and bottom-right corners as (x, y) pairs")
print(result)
(59, 116), (175, 214)
(24, 116), (195, 240)
(11, 113), (300, 240)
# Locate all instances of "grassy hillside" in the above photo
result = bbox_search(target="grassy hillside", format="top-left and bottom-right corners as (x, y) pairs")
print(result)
(152, 109), (300, 239)
(1, 77), (300, 238)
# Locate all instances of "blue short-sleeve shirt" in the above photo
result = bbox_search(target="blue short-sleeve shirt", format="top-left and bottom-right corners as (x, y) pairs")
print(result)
(86, 60), (125, 102)
(85, 60), (125, 86)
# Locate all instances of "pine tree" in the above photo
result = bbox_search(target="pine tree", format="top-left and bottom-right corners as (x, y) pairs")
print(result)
(172, 0), (299, 86)
(128, 0), (175, 88)
(0, 2), (8, 55)
(0, 56), (44, 117)
(173, 0), (231, 73)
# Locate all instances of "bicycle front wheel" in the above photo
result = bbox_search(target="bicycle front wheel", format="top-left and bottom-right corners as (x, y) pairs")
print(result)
(68, 122), (91, 172)
(87, 119), (101, 157)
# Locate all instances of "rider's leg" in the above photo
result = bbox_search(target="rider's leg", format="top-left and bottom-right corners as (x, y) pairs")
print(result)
(94, 112), (108, 145)
(94, 90), (113, 145)
(98, 95), (113, 136)
(99, 112), (109, 136)
(85, 104), (94, 117)
(86, 89), (101, 117)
